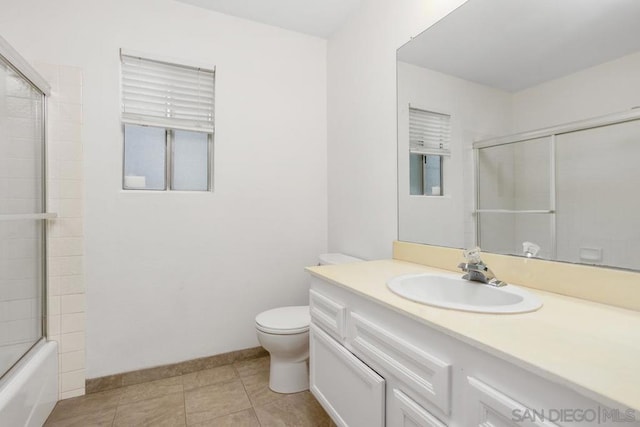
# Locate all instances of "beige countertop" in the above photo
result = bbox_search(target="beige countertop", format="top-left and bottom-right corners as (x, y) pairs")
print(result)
(306, 259), (640, 412)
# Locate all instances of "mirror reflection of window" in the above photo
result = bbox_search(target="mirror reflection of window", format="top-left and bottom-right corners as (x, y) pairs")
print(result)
(408, 107), (450, 196)
(410, 154), (442, 196)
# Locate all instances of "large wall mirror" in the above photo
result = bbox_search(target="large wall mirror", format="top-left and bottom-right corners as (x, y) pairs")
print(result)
(397, 0), (640, 271)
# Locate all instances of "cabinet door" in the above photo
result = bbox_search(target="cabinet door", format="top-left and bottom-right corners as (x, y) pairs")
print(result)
(350, 312), (451, 415)
(391, 388), (447, 427)
(310, 324), (385, 427)
(466, 376), (560, 427)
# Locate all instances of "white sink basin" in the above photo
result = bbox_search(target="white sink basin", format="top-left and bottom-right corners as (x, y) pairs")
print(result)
(387, 273), (542, 314)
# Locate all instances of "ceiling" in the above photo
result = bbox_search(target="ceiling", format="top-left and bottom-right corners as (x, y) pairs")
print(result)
(397, 0), (640, 92)
(174, 0), (362, 38)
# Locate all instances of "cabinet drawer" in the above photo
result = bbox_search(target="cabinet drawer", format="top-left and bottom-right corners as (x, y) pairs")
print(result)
(466, 376), (560, 427)
(349, 312), (452, 415)
(392, 389), (447, 427)
(310, 289), (347, 341)
(310, 324), (385, 427)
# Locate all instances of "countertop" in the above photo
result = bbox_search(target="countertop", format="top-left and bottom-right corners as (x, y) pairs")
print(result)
(306, 259), (640, 412)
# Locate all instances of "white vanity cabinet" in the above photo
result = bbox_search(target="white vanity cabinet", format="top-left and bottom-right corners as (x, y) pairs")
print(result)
(309, 276), (640, 427)
(310, 278), (451, 427)
(309, 289), (386, 427)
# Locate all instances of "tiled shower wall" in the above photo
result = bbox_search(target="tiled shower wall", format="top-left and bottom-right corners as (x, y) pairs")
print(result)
(35, 62), (85, 400)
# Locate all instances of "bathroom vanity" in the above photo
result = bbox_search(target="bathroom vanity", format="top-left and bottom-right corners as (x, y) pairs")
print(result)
(306, 258), (640, 427)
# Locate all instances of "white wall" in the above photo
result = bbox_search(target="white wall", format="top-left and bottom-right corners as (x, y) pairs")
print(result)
(0, 0), (327, 378)
(397, 62), (512, 248)
(512, 52), (640, 132)
(326, 0), (467, 260)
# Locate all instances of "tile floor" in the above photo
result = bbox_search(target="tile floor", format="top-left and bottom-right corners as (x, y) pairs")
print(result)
(45, 356), (334, 426)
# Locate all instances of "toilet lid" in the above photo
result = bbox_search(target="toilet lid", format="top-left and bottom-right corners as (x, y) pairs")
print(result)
(256, 306), (310, 335)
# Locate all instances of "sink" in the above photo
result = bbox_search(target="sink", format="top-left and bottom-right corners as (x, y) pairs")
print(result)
(387, 273), (543, 314)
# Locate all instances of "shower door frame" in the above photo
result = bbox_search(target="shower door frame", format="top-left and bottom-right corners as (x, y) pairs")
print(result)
(0, 35), (54, 381)
(472, 107), (640, 261)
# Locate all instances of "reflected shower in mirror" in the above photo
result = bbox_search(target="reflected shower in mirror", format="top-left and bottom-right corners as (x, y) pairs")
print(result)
(397, 0), (640, 271)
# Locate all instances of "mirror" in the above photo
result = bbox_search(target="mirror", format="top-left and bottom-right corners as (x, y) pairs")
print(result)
(397, 0), (640, 271)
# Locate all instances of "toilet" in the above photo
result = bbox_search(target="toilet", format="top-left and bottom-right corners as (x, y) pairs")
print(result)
(255, 253), (363, 393)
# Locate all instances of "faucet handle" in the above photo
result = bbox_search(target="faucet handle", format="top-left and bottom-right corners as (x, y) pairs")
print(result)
(463, 247), (483, 264)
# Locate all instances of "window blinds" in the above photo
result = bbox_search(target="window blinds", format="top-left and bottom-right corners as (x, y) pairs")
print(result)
(121, 53), (215, 133)
(409, 107), (451, 156)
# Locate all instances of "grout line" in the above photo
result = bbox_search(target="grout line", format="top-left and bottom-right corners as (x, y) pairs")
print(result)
(233, 361), (263, 426)
(182, 374), (188, 427)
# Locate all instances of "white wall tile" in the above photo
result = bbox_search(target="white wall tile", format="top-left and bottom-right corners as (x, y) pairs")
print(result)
(49, 141), (83, 162)
(59, 350), (85, 373)
(49, 120), (81, 142)
(58, 180), (83, 199)
(61, 294), (85, 314)
(44, 63), (85, 399)
(59, 388), (85, 400)
(61, 312), (85, 333)
(47, 199), (82, 218)
(49, 160), (82, 180)
(60, 369), (85, 392)
(48, 256), (83, 276)
(49, 218), (84, 238)
(48, 315), (60, 336)
(57, 103), (82, 125)
(49, 275), (84, 295)
(49, 238), (83, 257)
(59, 331), (84, 353)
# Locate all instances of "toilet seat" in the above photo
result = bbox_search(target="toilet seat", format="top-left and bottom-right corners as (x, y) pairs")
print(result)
(255, 306), (310, 335)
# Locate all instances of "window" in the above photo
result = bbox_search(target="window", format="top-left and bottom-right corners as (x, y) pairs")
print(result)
(408, 107), (451, 196)
(120, 51), (215, 191)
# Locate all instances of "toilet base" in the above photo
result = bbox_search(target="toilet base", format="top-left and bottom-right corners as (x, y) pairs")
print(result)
(269, 359), (309, 393)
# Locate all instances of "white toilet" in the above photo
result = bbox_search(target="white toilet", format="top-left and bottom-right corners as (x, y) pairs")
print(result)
(255, 253), (363, 393)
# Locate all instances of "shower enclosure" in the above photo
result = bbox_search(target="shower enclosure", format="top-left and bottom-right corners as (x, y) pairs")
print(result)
(0, 37), (48, 382)
(474, 109), (640, 270)
(0, 40), (51, 380)
(0, 35), (58, 426)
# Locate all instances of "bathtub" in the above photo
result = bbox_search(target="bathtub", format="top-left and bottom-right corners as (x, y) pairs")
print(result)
(0, 340), (58, 426)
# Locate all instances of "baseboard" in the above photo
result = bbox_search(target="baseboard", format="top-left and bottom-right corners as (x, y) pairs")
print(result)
(85, 346), (267, 394)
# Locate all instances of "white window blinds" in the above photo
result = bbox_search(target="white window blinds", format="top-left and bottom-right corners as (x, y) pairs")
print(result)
(409, 107), (451, 156)
(121, 53), (215, 133)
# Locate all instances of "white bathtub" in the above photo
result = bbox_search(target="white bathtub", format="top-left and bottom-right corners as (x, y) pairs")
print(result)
(0, 340), (58, 427)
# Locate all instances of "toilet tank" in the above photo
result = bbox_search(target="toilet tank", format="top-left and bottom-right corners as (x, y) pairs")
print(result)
(318, 253), (363, 266)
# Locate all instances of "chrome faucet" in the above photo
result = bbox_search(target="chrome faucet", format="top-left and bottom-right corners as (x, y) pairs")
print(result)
(457, 247), (507, 287)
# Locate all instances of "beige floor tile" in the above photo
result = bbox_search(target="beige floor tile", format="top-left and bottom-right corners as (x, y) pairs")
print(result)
(184, 379), (252, 425)
(44, 357), (333, 427)
(182, 364), (237, 391)
(119, 375), (184, 404)
(46, 388), (122, 423)
(188, 408), (261, 427)
(114, 392), (186, 427)
(234, 356), (270, 378)
(44, 409), (116, 427)
(241, 369), (287, 407)
(254, 391), (330, 427)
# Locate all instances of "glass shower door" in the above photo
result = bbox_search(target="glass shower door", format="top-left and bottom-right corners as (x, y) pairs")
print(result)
(0, 55), (47, 378)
